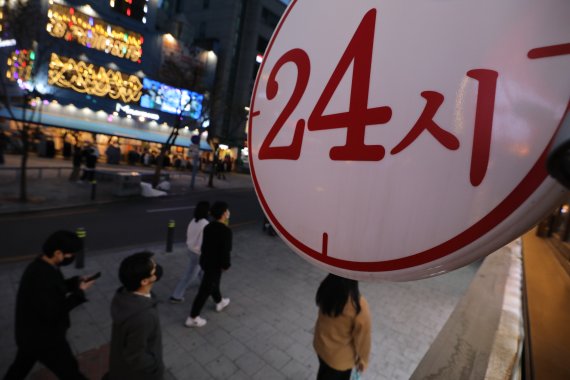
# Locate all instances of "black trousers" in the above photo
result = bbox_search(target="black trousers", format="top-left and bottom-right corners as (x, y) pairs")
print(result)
(316, 356), (352, 380)
(190, 269), (222, 318)
(4, 339), (87, 380)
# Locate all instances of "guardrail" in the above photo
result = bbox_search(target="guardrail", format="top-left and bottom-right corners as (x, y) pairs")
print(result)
(0, 166), (203, 182)
(410, 241), (524, 380)
(0, 166), (72, 180)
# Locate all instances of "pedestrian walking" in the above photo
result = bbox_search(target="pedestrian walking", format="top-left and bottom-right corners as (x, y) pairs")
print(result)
(189, 143), (200, 189)
(3, 230), (98, 380)
(169, 201), (210, 303)
(107, 252), (164, 380)
(216, 158), (226, 180)
(185, 201), (232, 327)
(223, 153), (232, 172)
(313, 274), (372, 380)
(80, 143), (98, 182)
(69, 144), (82, 181)
(0, 128), (9, 165)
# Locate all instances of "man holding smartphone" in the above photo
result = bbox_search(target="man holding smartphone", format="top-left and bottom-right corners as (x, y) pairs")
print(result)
(4, 230), (97, 380)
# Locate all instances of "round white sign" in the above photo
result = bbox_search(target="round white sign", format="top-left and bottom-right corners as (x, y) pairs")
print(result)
(248, 0), (570, 281)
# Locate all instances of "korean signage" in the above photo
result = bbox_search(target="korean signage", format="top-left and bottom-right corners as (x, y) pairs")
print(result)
(47, 4), (144, 63)
(249, 0), (570, 280)
(48, 53), (143, 103)
(115, 103), (159, 121)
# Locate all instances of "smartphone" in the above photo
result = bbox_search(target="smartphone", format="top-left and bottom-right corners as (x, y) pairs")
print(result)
(85, 272), (102, 282)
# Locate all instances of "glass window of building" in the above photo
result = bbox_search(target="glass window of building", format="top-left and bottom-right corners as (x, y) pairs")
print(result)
(261, 8), (280, 29)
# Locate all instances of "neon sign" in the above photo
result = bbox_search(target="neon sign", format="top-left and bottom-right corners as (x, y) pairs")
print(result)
(47, 4), (143, 63)
(6, 49), (35, 82)
(48, 53), (142, 103)
(0, 39), (16, 48)
(115, 103), (160, 121)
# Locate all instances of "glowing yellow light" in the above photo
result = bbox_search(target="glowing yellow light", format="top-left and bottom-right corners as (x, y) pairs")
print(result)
(46, 3), (143, 62)
(48, 53), (142, 103)
(6, 50), (35, 82)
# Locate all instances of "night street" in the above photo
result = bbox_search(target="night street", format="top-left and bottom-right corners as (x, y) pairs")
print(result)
(0, 188), (264, 260)
(0, 0), (568, 378)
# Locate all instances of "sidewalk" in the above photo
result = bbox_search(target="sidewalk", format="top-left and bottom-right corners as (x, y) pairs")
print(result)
(0, 153), (479, 379)
(0, 226), (479, 380)
(0, 153), (254, 214)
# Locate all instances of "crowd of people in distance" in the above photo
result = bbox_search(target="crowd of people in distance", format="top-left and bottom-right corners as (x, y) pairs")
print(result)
(3, 201), (372, 380)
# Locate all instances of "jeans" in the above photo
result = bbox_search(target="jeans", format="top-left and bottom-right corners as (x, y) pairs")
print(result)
(171, 251), (202, 300)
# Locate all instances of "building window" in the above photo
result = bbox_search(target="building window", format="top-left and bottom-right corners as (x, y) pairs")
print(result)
(257, 37), (268, 55)
(261, 8), (279, 29)
(198, 22), (206, 38)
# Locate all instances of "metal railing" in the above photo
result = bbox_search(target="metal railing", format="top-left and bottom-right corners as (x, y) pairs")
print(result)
(0, 166), (72, 180)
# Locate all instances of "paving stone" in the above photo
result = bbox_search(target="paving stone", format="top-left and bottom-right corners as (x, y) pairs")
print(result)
(0, 223), (478, 379)
(204, 355), (238, 379)
(260, 347), (292, 370)
(219, 339), (248, 361)
(251, 364), (287, 380)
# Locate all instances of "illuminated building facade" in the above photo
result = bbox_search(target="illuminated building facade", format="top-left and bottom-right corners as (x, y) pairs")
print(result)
(0, 0), (214, 157)
(158, 0), (287, 150)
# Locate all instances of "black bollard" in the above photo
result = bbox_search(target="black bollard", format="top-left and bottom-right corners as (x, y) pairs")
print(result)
(75, 227), (86, 269)
(90, 180), (97, 201)
(166, 219), (175, 252)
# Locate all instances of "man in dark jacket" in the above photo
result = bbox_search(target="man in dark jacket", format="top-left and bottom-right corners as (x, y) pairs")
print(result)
(80, 143), (98, 182)
(108, 252), (164, 380)
(185, 201), (232, 327)
(4, 230), (96, 380)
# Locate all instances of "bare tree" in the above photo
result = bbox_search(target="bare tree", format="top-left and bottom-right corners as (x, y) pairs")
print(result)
(0, 0), (47, 202)
(151, 56), (207, 188)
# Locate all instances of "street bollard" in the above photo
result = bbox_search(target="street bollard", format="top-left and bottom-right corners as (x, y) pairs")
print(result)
(90, 180), (97, 201)
(166, 220), (175, 252)
(75, 227), (86, 269)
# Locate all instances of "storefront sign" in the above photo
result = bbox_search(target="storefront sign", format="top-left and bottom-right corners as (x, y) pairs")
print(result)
(48, 53), (143, 103)
(0, 39), (16, 48)
(47, 4), (143, 62)
(6, 49), (34, 82)
(115, 103), (159, 121)
(249, 0), (570, 280)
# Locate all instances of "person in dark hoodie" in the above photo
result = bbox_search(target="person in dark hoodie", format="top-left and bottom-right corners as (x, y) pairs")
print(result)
(4, 230), (96, 380)
(108, 251), (164, 380)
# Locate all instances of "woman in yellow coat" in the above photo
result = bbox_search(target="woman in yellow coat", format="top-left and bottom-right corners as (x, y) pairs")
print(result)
(313, 274), (372, 380)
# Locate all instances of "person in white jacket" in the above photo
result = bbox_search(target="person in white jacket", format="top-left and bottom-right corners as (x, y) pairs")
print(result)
(169, 201), (210, 303)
